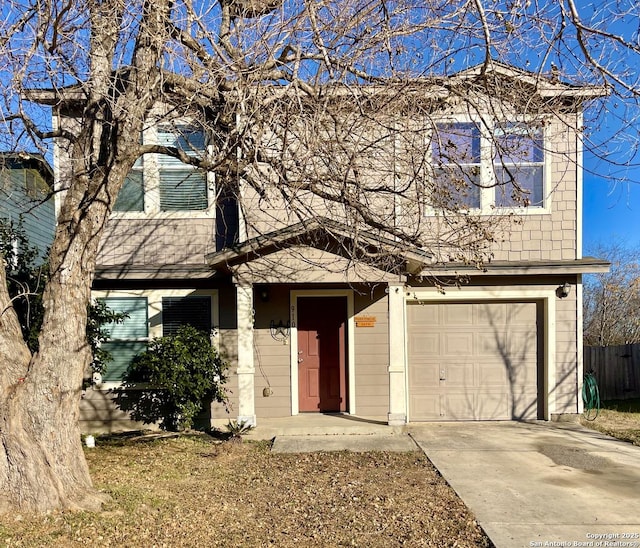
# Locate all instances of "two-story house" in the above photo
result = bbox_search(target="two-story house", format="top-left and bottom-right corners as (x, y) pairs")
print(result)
(42, 62), (609, 432)
(0, 152), (55, 264)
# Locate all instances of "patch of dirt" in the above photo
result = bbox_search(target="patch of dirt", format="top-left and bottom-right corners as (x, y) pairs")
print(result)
(0, 436), (492, 547)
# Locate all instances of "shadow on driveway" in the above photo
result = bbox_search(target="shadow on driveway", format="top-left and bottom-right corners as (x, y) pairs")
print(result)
(409, 421), (640, 548)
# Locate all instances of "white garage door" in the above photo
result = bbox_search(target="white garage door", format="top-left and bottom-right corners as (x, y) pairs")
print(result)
(408, 301), (540, 421)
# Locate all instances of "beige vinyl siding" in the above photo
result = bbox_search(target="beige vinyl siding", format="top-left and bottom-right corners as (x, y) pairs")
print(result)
(211, 327), (239, 420)
(80, 390), (156, 434)
(488, 116), (578, 263)
(253, 286), (292, 418)
(554, 289), (579, 413)
(353, 289), (389, 418)
(98, 218), (216, 267)
(212, 285), (241, 420)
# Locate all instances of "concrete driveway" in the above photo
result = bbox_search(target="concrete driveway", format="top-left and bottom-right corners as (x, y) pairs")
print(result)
(409, 422), (640, 548)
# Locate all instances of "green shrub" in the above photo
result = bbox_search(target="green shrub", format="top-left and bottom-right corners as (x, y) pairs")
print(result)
(116, 325), (228, 431)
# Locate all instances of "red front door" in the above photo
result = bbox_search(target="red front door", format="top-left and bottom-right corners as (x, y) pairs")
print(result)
(297, 297), (347, 412)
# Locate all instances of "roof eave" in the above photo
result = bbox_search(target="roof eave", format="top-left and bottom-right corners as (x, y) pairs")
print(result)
(417, 258), (611, 277)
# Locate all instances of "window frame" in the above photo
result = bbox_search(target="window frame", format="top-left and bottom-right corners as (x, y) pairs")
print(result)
(493, 122), (546, 209)
(430, 121), (483, 211)
(424, 117), (551, 216)
(90, 288), (220, 389)
(97, 296), (149, 383)
(111, 124), (215, 219)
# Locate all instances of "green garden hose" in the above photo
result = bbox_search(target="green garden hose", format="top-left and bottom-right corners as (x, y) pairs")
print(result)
(582, 371), (600, 421)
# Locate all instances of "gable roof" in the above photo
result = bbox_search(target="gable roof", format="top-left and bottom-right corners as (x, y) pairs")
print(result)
(453, 60), (607, 101)
(206, 217), (435, 276)
(0, 152), (54, 187)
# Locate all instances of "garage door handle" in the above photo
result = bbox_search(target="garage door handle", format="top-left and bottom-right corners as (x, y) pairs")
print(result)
(440, 369), (446, 381)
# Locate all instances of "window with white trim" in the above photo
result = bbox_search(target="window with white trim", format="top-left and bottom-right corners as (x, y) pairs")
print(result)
(114, 125), (211, 215)
(431, 123), (482, 209)
(493, 123), (544, 208)
(95, 290), (218, 385)
(428, 121), (546, 213)
(100, 297), (149, 382)
(157, 126), (208, 211)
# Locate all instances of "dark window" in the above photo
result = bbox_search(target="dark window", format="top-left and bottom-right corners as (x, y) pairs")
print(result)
(114, 169), (144, 212)
(162, 296), (212, 336)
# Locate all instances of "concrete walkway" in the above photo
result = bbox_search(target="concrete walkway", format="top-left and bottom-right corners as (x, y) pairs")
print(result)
(409, 422), (640, 548)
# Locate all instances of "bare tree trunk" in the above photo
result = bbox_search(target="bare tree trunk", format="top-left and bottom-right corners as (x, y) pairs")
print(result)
(0, 0), (172, 512)
(0, 182), (112, 511)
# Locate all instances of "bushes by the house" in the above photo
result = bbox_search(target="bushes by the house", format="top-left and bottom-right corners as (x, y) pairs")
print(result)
(116, 325), (228, 431)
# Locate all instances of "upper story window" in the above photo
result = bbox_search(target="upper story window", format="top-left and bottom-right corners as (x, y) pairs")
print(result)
(428, 120), (547, 213)
(115, 158), (144, 212)
(157, 126), (208, 211)
(432, 123), (481, 209)
(493, 123), (544, 208)
(114, 125), (212, 216)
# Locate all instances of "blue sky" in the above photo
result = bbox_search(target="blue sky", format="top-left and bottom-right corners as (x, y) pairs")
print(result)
(583, 170), (640, 252)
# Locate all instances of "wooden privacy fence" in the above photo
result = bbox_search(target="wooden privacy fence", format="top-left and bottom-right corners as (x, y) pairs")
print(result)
(584, 344), (640, 400)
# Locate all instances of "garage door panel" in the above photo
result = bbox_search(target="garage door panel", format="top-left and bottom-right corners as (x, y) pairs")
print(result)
(443, 332), (473, 355)
(410, 394), (440, 420)
(409, 362), (441, 386)
(475, 302), (506, 325)
(509, 360), (537, 386)
(476, 332), (503, 358)
(506, 303), (537, 324)
(474, 392), (509, 420)
(444, 304), (474, 325)
(409, 332), (439, 355)
(442, 362), (474, 387)
(442, 393), (475, 419)
(408, 301), (540, 421)
(477, 362), (509, 387)
(407, 304), (439, 326)
(512, 390), (538, 419)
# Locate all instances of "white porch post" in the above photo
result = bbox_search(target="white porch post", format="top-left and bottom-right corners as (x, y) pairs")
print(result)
(236, 283), (256, 426)
(387, 282), (407, 425)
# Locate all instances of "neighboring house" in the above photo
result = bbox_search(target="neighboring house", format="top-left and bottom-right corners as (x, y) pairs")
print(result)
(0, 152), (55, 264)
(42, 63), (610, 432)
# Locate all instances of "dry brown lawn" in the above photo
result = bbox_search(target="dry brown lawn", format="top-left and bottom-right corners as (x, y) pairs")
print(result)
(0, 435), (491, 547)
(580, 398), (640, 446)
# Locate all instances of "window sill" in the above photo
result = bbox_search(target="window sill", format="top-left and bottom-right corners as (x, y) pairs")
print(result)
(424, 205), (552, 217)
(109, 209), (215, 220)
